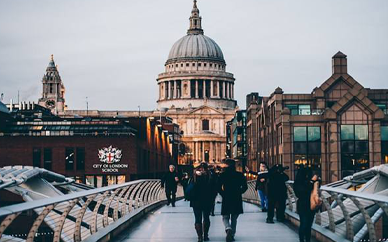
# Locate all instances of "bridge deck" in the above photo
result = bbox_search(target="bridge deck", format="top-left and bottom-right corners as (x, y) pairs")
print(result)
(113, 200), (301, 242)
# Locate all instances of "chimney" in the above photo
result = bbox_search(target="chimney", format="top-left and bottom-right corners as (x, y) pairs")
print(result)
(332, 51), (347, 74)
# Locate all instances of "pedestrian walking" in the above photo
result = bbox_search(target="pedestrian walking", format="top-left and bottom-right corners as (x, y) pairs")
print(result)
(189, 162), (216, 242)
(209, 165), (219, 216)
(294, 166), (321, 242)
(255, 162), (269, 212)
(218, 159), (248, 242)
(266, 164), (289, 223)
(181, 172), (190, 201)
(161, 165), (179, 207)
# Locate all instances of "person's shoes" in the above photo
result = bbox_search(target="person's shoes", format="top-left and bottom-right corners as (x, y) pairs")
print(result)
(167, 202), (170, 206)
(266, 218), (274, 224)
(226, 229), (233, 242)
(231, 236), (235, 241)
(211, 212), (215, 216)
(195, 223), (203, 242)
(262, 208), (267, 212)
(172, 203), (176, 207)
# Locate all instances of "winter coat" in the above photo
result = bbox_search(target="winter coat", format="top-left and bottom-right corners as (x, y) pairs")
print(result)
(161, 171), (179, 192)
(190, 171), (216, 210)
(267, 169), (289, 200)
(218, 168), (248, 215)
(255, 171), (268, 194)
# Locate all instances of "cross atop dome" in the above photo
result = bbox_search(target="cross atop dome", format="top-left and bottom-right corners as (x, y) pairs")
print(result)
(188, 0), (203, 35)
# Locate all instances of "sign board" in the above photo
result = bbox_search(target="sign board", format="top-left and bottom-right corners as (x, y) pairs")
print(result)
(93, 146), (128, 172)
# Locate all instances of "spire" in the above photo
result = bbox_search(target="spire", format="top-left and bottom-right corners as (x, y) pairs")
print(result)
(187, 0), (203, 35)
(48, 54), (56, 68)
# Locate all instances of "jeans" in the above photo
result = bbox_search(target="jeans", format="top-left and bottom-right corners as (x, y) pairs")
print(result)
(222, 214), (239, 235)
(193, 208), (211, 224)
(165, 189), (176, 205)
(299, 211), (315, 242)
(258, 190), (268, 209)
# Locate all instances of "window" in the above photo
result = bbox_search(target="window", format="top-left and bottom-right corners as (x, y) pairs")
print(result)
(293, 127), (321, 175)
(340, 125), (369, 177)
(65, 148), (75, 171)
(76, 148), (85, 170)
(43, 148), (52, 171)
(285, 104), (311, 115)
(202, 119), (209, 131)
(198, 63), (201, 67)
(33, 148), (41, 167)
(186, 63), (189, 67)
(382, 126), (388, 164)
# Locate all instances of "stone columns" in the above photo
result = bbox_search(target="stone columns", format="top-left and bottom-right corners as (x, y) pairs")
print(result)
(201, 141), (204, 161)
(210, 80), (214, 98)
(203, 80), (206, 98)
(217, 81), (220, 98)
(226, 82), (229, 99)
(195, 80), (199, 98)
(165, 81), (169, 99)
(195, 142), (199, 162)
(173, 80), (177, 99)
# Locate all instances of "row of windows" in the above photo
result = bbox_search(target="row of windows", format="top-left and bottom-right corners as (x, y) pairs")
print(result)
(33, 147), (85, 171)
(167, 62), (225, 71)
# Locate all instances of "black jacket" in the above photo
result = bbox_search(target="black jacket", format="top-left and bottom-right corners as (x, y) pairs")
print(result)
(161, 171), (179, 191)
(294, 179), (314, 214)
(267, 169), (289, 200)
(218, 168), (248, 215)
(255, 172), (269, 194)
(190, 171), (216, 210)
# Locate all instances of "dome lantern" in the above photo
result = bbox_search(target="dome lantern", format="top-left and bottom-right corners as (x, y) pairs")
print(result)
(188, 0), (203, 35)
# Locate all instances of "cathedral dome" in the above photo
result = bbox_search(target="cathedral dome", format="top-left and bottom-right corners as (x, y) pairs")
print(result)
(167, 34), (224, 64)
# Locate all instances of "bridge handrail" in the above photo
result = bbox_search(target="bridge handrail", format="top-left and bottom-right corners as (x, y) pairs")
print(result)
(243, 179), (388, 242)
(0, 179), (159, 217)
(0, 179), (182, 242)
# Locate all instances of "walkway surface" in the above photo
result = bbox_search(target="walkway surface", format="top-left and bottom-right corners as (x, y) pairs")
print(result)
(113, 199), (302, 242)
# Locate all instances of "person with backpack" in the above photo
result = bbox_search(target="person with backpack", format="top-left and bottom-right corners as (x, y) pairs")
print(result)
(189, 162), (216, 242)
(294, 166), (321, 242)
(218, 159), (248, 242)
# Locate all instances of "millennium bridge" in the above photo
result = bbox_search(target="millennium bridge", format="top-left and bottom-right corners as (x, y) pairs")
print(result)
(1, 165), (388, 242)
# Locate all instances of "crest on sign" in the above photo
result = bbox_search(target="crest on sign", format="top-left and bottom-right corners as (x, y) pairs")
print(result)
(98, 146), (122, 164)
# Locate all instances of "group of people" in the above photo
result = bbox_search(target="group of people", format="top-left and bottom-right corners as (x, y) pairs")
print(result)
(161, 161), (320, 242)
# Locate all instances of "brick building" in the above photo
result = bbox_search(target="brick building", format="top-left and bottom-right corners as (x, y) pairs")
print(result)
(246, 52), (388, 183)
(0, 103), (176, 187)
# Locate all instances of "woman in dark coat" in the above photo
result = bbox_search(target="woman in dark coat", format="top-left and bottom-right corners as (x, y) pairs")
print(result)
(266, 164), (289, 223)
(218, 159), (248, 242)
(294, 166), (319, 242)
(190, 162), (216, 242)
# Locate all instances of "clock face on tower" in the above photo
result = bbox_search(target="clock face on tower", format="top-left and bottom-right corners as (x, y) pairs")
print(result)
(46, 100), (56, 109)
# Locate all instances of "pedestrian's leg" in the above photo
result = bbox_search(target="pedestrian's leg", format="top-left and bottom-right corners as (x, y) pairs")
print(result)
(166, 189), (171, 205)
(267, 197), (275, 223)
(230, 214), (239, 237)
(305, 212), (315, 242)
(298, 212), (307, 242)
(172, 190), (176, 207)
(203, 209), (211, 241)
(263, 194), (269, 210)
(276, 199), (286, 222)
(194, 208), (203, 242)
(258, 190), (266, 211)
(222, 214), (231, 231)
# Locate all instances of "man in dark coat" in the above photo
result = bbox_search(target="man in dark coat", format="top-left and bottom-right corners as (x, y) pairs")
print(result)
(161, 165), (179, 207)
(218, 159), (248, 242)
(266, 164), (289, 223)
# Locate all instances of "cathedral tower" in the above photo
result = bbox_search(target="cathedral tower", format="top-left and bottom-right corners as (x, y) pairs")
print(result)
(38, 55), (66, 113)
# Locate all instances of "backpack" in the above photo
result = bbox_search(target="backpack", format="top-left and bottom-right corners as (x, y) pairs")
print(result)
(185, 178), (195, 201)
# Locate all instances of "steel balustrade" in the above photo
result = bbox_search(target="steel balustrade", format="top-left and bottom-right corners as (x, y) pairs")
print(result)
(0, 179), (183, 242)
(242, 180), (388, 242)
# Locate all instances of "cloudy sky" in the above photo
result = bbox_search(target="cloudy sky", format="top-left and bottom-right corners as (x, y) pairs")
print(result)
(0, 0), (387, 111)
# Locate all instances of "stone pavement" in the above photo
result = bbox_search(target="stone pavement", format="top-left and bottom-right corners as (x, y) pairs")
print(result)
(113, 200), (302, 242)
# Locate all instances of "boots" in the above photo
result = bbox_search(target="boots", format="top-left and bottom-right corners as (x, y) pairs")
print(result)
(203, 221), (210, 241)
(195, 223), (203, 242)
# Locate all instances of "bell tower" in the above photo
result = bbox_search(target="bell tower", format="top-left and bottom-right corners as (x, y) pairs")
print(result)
(38, 55), (66, 113)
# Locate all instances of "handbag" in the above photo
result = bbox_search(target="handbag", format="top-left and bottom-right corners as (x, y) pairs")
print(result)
(310, 180), (322, 211)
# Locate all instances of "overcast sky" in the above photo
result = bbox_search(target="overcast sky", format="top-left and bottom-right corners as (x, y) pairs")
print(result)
(0, 0), (387, 111)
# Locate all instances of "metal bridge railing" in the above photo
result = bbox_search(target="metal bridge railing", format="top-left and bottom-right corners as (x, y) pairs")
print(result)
(243, 180), (388, 242)
(0, 179), (182, 242)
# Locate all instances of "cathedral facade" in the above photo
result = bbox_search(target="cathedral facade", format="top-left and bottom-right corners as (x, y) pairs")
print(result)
(38, 0), (238, 165)
(157, 0), (237, 164)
